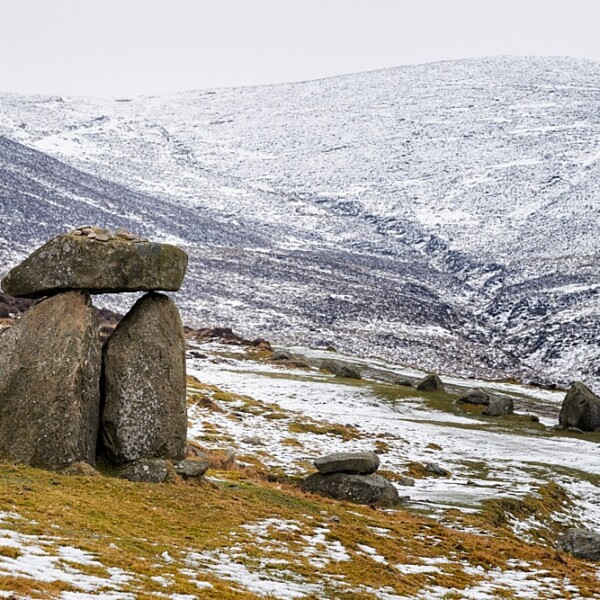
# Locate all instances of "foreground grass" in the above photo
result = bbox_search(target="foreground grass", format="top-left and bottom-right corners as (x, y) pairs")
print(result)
(0, 461), (597, 599)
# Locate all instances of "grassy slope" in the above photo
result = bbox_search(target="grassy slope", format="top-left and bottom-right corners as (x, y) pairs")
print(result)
(0, 371), (596, 598)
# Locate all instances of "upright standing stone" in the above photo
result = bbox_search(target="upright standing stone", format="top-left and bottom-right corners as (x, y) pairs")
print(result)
(0, 291), (101, 469)
(559, 382), (600, 431)
(101, 292), (187, 463)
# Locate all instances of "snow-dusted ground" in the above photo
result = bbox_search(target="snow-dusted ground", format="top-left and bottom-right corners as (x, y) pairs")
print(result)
(188, 343), (600, 531)
(1, 343), (599, 599)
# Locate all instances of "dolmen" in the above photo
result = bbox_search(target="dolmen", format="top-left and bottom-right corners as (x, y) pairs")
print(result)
(0, 226), (195, 482)
(301, 451), (404, 506)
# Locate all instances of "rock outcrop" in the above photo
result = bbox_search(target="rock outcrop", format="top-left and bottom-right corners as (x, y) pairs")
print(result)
(1, 227), (188, 298)
(301, 451), (402, 506)
(0, 291), (101, 469)
(101, 293), (187, 463)
(559, 382), (600, 432)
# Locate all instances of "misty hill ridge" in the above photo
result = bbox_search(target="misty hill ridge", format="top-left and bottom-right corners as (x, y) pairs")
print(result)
(0, 56), (599, 386)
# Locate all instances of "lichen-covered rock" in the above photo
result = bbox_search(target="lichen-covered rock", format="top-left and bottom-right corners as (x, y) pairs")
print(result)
(174, 458), (209, 480)
(119, 459), (170, 483)
(1, 229), (188, 298)
(314, 451), (380, 475)
(0, 291), (101, 469)
(417, 373), (445, 392)
(557, 528), (600, 560)
(301, 472), (402, 506)
(559, 382), (600, 432)
(101, 293), (187, 464)
(482, 395), (514, 416)
(457, 389), (491, 405)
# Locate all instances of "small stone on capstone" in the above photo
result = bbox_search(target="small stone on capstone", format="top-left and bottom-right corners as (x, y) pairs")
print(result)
(87, 233), (97, 239)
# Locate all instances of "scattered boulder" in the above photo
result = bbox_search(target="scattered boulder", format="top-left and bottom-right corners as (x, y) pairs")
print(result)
(559, 382), (600, 432)
(458, 389), (491, 405)
(0, 291), (101, 470)
(1, 229), (188, 298)
(557, 528), (600, 560)
(314, 451), (380, 475)
(173, 459), (209, 480)
(482, 395), (514, 416)
(395, 475), (416, 487)
(424, 463), (451, 477)
(241, 436), (265, 446)
(119, 459), (170, 483)
(101, 293), (187, 464)
(251, 338), (272, 351)
(301, 472), (403, 506)
(273, 350), (292, 361)
(320, 359), (362, 380)
(417, 374), (445, 392)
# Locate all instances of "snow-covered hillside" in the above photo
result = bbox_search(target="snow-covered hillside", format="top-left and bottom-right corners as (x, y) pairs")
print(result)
(1, 56), (599, 386)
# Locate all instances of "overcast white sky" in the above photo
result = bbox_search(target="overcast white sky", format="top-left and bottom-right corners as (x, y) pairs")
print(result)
(1, 0), (599, 96)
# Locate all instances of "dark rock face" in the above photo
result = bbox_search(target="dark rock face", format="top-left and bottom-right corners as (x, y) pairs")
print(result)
(301, 472), (402, 506)
(320, 359), (362, 379)
(314, 451), (380, 475)
(119, 459), (170, 483)
(557, 528), (600, 560)
(458, 389), (491, 405)
(559, 382), (600, 432)
(417, 374), (445, 392)
(101, 293), (187, 464)
(1, 231), (188, 298)
(482, 395), (514, 416)
(0, 291), (101, 469)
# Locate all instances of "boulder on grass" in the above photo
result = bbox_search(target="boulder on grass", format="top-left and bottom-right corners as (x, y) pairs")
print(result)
(557, 528), (600, 560)
(101, 293), (187, 464)
(320, 359), (362, 380)
(458, 389), (491, 405)
(417, 374), (445, 392)
(0, 291), (101, 469)
(559, 382), (600, 432)
(119, 459), (170, 483)
(482, 395), (514, 416)
(174, 459), (209, 480)
(301, 472), (402, 506)
(1, 229), (188, 298)
(314, 451), (380, 475)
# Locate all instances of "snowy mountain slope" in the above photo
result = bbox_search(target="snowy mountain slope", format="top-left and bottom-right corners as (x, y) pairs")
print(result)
(0, 56), (599, 385)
